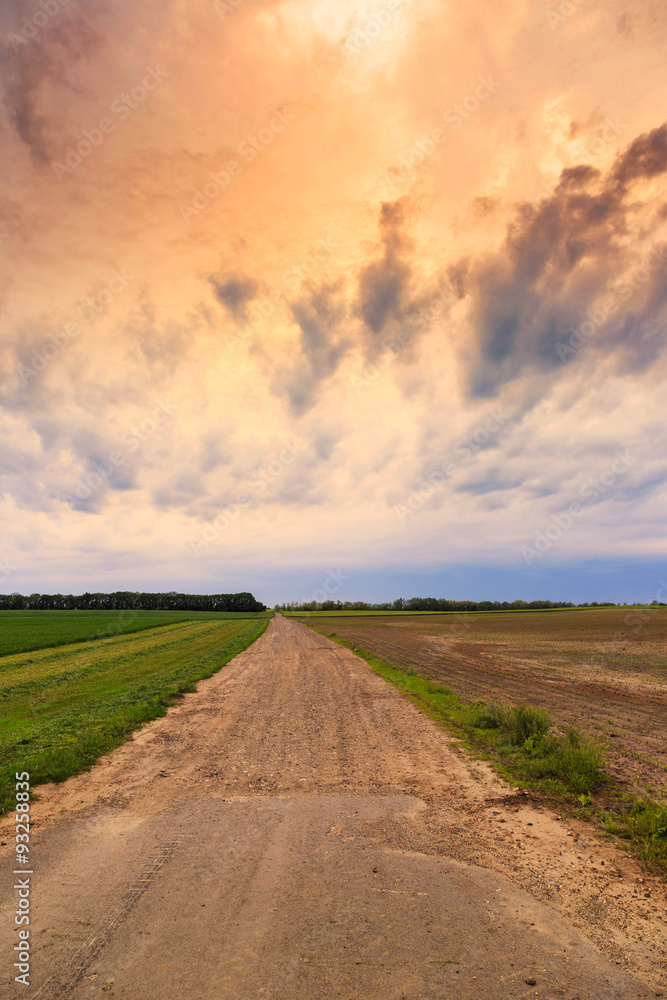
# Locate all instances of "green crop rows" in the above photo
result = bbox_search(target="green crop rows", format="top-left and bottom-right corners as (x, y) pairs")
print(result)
(0, 609), (271, 657)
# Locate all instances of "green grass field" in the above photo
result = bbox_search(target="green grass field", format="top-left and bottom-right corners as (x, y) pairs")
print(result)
(0, 616), (268, 813)
(0, 609), (272, 657)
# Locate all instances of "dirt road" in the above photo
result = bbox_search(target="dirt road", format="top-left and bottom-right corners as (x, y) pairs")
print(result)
(1, 615), (665, 998)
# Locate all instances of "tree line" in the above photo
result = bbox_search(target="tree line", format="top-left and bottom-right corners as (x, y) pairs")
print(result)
(0, 591), (266, 612)
(274, 598), (628, 612)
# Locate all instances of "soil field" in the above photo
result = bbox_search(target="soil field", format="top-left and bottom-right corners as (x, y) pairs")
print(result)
(295, 609), (667, 801)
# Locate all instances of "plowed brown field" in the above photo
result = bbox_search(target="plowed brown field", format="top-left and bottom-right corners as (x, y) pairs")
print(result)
(296, 609), (667, 800)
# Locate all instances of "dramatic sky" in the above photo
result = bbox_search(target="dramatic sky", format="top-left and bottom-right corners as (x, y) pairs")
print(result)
(1, 0), (666, 604)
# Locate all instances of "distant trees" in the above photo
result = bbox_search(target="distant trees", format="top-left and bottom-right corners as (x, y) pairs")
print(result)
(0, 591), (266, 612)
(274, 597), (600, 612)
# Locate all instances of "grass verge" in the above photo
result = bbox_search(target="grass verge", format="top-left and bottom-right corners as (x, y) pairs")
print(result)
(0, 618), (268, 815)
(309, 625), (667, 878)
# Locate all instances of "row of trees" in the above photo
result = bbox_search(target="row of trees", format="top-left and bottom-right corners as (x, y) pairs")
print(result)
(274, 598), (623, 612)
(0, 592), (266, 612)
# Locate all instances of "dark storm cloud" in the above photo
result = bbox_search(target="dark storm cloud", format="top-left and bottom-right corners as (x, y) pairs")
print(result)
(273, 281), (350, 415)
(610, 122), (667, 193)
(356, 198), (414, 335)
(151, 473), (206, 512)
(604, 267), (667, 374)
(464, 123), (667, 398)
(291, 282), (348, 376)
(199, 433), (231, 475)
(455, 468), (527, 497)
(209, 272), (260, 324)
(1, 2), (106, 164)
(355, 199), (465, 372)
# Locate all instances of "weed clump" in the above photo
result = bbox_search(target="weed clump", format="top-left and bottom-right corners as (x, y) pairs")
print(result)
(502, 703), (551, 745)
(425, 679), (451, 696)
(469, 701), (551, 744)
(469, 700), (506, 730)
(522, 727), (606, 794)
(601, 797), (667, 875)
(466, 700), (604, 795)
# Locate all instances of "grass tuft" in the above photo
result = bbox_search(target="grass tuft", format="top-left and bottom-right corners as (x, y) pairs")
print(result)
(469, 700), (506, 730)
(519, 727), (606, 794)
(601, 797), (667, 874)
(503, 703), (552, 745)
